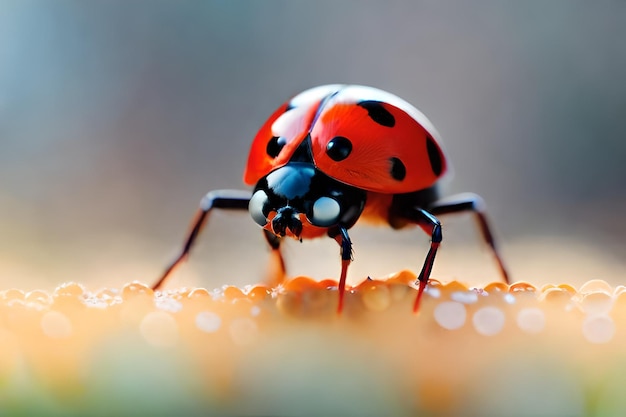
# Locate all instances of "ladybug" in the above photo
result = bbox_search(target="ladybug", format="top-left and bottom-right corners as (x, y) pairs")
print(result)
(152, 84), (510, 312)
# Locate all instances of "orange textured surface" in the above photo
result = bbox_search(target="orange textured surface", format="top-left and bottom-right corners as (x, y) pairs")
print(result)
(1, 271), (626, 416)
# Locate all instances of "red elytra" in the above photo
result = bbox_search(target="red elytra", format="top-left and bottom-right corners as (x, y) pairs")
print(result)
(244, 84), (447, 194)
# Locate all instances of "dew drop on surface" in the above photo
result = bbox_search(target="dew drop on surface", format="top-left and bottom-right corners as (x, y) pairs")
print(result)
(246, 286), (270, 301)
(122, 282), (154, 299)
(54, 282), (86, 298)
(580, 292), (613, 316)
(386, 269), (417, 285)
(25, 290), (52, 305)
(426, 287), (441, 299)
(94, 288), (119, 302)
(187, 288), (212, 299)
(195, 311), (222, 333)
(1, 289), (25, 302)
(387, 283), (410, 303)
(509, 282), (536, 293)
(556, 283), (577, 294)
(516, 308), (545, 334)
(139, 311), (178, 348)
(579, 280), (613, 294)
(472, 307), (505, 336)
(582, 315), (615, 344)
(41, 311), (73, 339)
(362, 284), (391, 312)
(223, 286), (246, 300)
(155, 296), (183, 313)
(450, 291), (478, 304)
(503, 293), (516, 304)
(541, 288), (573, 304)
(433, 301), (466, 330)
(250, 305), (261, 317)
(613, 285), (626, 296)
(83, 297), (109, 309)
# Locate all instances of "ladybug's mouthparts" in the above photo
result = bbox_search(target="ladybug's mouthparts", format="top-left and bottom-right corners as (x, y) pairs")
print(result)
(271, 207), (303, 238)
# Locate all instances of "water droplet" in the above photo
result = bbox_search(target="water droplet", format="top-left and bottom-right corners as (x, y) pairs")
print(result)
(503, 293), (516, 304)
(580, 292), (613, 316)
(582, 315), (614, 344)
(195, 311), (222, 333)
(155, 296), (183, 313)
(433, 301), (466, 330)
(41, 311), (73, 338)
(472, 307), (505, 336)
(579, 280), (612, 294)
(362, 284), (391, 312)
(426, 287), (441, 299)
(250, 305), (261, 317)
(139, 311), (178, 348)
(516, 308), (545, 334)
(450, 291), (478, 304)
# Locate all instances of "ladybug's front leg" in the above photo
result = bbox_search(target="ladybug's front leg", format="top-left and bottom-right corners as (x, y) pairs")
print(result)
(331, 226), (353, 313)
(152, 190), (251, 290)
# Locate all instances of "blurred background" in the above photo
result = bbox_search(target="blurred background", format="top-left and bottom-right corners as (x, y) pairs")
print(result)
(0, 1), (624, 291)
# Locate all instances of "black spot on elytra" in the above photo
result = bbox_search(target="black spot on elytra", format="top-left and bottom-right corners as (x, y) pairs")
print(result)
(389, 157), (406, 181)
(266, 136), (287, 158)
(358, 101), (395, 127)
(326, 136), (353, 161)
(426, 136), (443, 177)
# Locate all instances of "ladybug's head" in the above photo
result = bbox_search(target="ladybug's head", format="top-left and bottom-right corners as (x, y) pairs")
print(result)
(248, 163), (366, 239)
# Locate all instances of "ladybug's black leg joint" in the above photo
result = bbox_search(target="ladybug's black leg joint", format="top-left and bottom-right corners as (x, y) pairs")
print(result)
(152, 190), (251, 291)
(415, 209), (442, 280)
(392, 207), (442, 312)
(338, 226), (353, 262)
(415, 209), (442, 313)
(428, 192), (510, 284)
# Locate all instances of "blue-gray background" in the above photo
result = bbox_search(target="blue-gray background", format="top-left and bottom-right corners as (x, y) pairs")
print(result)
(1, 1), (624, 290)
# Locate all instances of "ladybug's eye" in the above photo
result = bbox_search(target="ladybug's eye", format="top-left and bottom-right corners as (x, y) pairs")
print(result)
(249, 190), (269, 226)
(309, 197), (341, 227)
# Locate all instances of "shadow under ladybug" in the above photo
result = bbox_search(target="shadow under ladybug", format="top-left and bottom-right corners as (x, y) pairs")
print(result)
(152, 84), (510, 313)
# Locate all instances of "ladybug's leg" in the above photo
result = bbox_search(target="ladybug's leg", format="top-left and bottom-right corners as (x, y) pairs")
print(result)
(427, 192), (510, 284)
(394, 208), (443, 312)
(331, 226), (353, 313)
(152, 190), (251, 290)
(262, 229), (287, 287)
